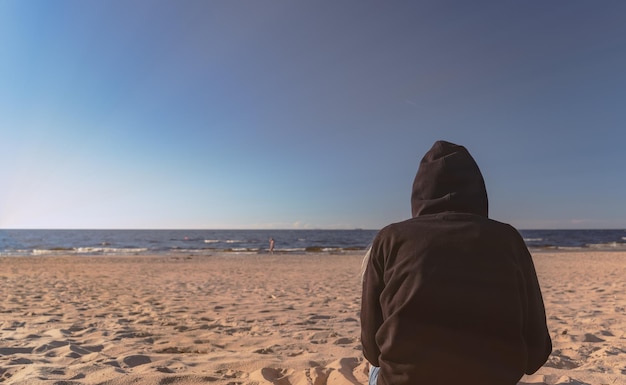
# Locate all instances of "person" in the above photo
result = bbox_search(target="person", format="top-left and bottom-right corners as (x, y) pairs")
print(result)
(361, 140), (552, 385)
(269, 238), (275, 254)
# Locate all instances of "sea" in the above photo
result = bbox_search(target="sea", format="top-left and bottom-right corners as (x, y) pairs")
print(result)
(1, 229), (626, 257)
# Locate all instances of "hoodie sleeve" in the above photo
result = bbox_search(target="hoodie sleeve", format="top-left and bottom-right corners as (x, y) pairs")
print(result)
(517, 235), (552, 373)
(361, 244), (385, 366)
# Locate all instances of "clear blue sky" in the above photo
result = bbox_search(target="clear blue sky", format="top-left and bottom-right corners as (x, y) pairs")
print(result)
(1, 1), (625, 230)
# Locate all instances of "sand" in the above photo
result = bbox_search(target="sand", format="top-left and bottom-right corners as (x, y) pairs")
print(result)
(1, 251), (625, 385)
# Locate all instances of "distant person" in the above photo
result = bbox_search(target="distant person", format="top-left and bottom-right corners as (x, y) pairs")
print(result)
(361, 140), (551, 385)
(269, 238), (275, 254)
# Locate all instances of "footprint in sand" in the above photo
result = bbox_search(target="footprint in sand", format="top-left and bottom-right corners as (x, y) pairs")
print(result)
(309, 331), (336, 344)
(334, 337), (354, 345)
(545, 354), (580, 369)
(8, 358), (33, 365)
(215, 368), (244, 381)
(326, 357), (366, 385)
(122, 354), (151, 367)
(259, 367), (290, 383)
(33, 340), (68, 354)
(0, 347), (34, 355)
(520, 375), (592, 385)
(582, 333), (605, 343)
(64, 344), (91, 358)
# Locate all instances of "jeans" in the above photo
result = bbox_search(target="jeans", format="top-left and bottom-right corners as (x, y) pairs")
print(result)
(369, 365), (380, 385)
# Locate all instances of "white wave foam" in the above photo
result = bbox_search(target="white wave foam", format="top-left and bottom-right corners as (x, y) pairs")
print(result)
(32, 247), (148, 255)
(524, 238), (543, 242)
(1, 249), (33, 256)
(75, 247), (148, 254)
(32, 249), (74, 255)
(204, 240), (219, 243)
(587, 242), (622, 249)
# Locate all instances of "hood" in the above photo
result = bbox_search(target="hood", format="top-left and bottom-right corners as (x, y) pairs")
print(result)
(411, 140), (488, 218)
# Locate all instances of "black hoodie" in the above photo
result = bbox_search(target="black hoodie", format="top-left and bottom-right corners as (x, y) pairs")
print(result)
(361, 141), (551, 385)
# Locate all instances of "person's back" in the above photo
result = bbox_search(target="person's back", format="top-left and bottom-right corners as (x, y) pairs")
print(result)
(361, 140), (552, 385)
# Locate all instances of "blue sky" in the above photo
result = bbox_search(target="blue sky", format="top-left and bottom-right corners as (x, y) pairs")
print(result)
(1, 1), (625, 230)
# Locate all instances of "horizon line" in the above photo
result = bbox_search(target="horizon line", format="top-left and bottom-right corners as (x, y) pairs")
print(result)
(1, 227), (624, 231)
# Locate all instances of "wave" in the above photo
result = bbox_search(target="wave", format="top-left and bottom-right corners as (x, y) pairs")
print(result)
(200, 239), (253, 244)
(586, 242), (626, 249)
(523, 238), (543, 242)
(305, 247), (342, 252)
(168, 246), (364, 254)
(0, 249), (32, 256)
(32, 247), (149, 256)
(528, 242), (626, 251)
(32, 249), (73, 255)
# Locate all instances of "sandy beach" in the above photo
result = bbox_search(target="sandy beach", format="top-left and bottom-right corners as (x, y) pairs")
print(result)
(1, 251), (625, 385)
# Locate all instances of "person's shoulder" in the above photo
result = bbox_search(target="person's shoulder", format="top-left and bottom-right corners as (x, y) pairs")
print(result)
(485, 218), (523, 236)
(482, 218), (528, 249)
(369, 220), (412, 255)
(373, 217), (429, 243)
(377, 217), (417, 233)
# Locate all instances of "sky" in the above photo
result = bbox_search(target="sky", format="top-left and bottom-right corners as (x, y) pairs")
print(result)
(1, 1), (625, 230)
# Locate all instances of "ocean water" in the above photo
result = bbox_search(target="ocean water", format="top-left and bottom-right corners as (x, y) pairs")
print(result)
(519, 229), (626, 250)
(0, 229), (378, 256)
(0, 229), (625, 256)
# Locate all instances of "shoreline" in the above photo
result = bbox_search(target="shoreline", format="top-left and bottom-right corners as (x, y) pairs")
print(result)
(0, 249), (370, 259)
(4, 246), (626, 258)
(1, 251), (625, 384)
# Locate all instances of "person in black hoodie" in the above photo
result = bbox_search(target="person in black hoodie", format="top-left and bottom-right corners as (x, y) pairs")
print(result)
(361, 140), (551, 385)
